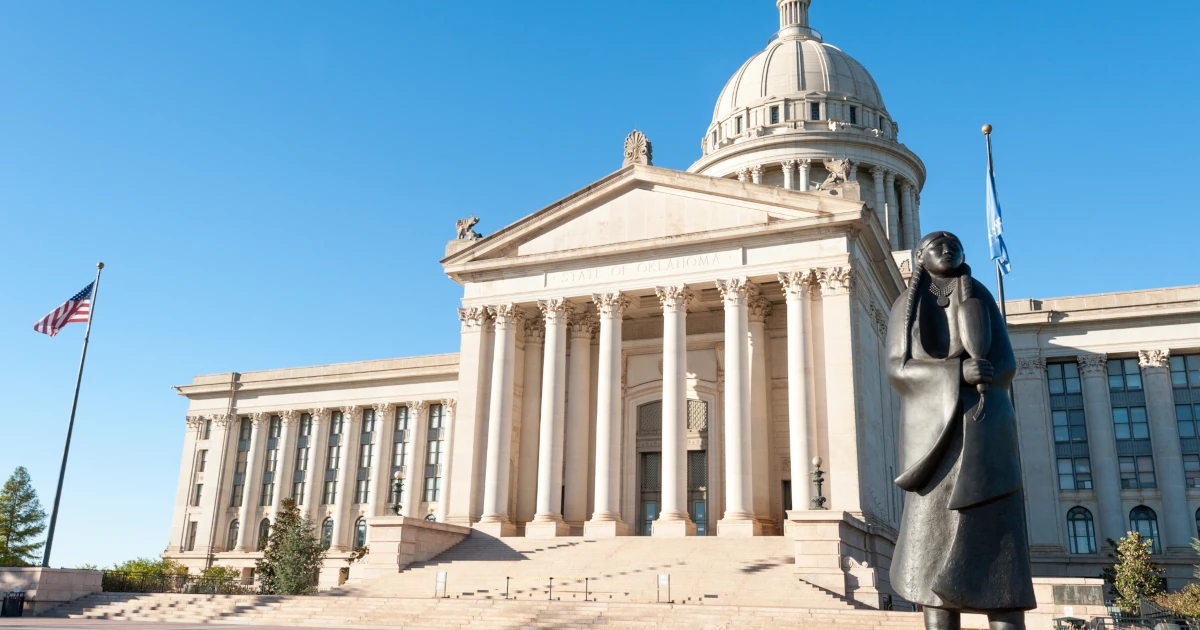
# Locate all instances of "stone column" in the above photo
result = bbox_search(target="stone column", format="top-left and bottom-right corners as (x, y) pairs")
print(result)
(368, 404), (393, 516)
(798, 159), (811, 192)
(446, 307), (491, 526)
(235, 413), (268, 552)
(585, 291), (632, 538)
(654, 285), (697, 537)
(899, 180), (915, 250)
(1141, 349), (1192, 551)
(913, 192), (922, 241)
(303, 409), (329, 525)
(478, 304), (522, 536)
(737, 168), (750, 182)
(870, 167), (887, 236)
(781, 160), (796, 190)
(435, 400), (457, 523)
(884, 171), (900, 250)
(516, 316), (545, 525)
(748, 294), (774, 531)
(750, 164), (764, 185)
(1077, 353), (1124, 546)
(817, 267), (862, 513)
(1011, 358), (1066, 553)
(528, 299), (571, 537)
(564, 310), (596, 528)
(330, 405), (361, 552)
(272, 410), (298, 518)
(403, 401), (429, 519)
(196, 414), (235, 552)
(716, 278), (761, 536)
(168, 417), (203, 553)
(779, 271), (815, 516)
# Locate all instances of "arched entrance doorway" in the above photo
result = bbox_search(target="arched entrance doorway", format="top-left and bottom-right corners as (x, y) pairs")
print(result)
(635, 400), (710, 536)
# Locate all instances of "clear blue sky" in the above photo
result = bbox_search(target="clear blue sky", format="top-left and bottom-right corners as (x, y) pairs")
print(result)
(1, 0), (1196, 568)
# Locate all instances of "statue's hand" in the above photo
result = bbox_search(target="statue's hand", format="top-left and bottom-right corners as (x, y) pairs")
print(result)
(963, 358), (994, 386)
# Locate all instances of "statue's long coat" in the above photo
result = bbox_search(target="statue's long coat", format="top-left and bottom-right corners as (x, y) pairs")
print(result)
(886, 276), (1036, 612)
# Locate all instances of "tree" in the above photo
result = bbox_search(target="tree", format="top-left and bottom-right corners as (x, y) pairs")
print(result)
(1107, 532), (1166, 614)
(255, 497), (325, 595)
(0, 466), (47, 567)
(109, 557), (186, 575)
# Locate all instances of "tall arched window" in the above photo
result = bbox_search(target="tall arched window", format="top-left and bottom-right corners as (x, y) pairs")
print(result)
(257, 519), (271, 551)
(321, 518), (334, 550)
(226, 519), (239, 551)
(1130, 506), (1161, 554)
(354, 518), (367, 550)
(1067, 507), (1096, 554)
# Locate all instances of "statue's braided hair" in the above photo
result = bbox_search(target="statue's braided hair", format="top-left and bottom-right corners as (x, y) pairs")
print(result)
(901, 231), (973, 361)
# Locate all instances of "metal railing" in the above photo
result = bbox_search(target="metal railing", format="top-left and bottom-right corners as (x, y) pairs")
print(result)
(101, 571), (255, 595)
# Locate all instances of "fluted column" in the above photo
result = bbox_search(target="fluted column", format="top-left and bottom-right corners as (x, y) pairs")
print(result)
(654, 285), (697, 537)
(479, 304), (522, 535)
(528, 299), (571, 537)
(779, 271), (815, 515)
(884, 171), (900, 250)
(446, 307), (490, 526)
(272, 411), (298, 518)
(870, 167), (888, 237)
(1010, 358), (1066, 553)
(235, 413), (268, 552)
(585, 291), (632, 537)
(781, 160), (796, 190)
(435, 400), (457, 523)
(899, 180), (916, 249)
(403, 401), (429, 519)
(716, 278), (761, 536)
(369, 403), (393, 516)
(516, 317), (546, 525)
(564, 310), (596, 528)
(798, 159), (811, 192)
(1141, 349), (1191, 550)
(1077, 354), (1124, 546)
(750, 164), (764, 184)
(748, 294), (774, 531)
(330, 405), (361, 552)
(302, 409), (329, 524)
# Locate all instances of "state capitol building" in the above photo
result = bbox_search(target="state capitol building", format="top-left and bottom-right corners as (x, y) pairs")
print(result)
(164, 0), (1200, 607)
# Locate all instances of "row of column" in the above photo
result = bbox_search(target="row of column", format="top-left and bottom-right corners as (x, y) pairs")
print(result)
(1015, 351), (1191, 554)
(470, 269), (835, 537)
(177, 398), (456, 555)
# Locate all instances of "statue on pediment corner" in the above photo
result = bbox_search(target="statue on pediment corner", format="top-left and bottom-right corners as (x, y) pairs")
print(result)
(456, 214), (482, 241)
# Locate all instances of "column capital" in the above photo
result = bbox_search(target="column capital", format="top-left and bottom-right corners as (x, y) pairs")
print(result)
(797, 158), (811, 170)
(249, 411), (272, 427)
(655, 285), (697, 313)
(408, 400), (429, 416)
(1139, 349), (1171, 371)
(815, 266), (853, 297)
(537, 298), (572, 320)
(185, 415), (204, 429)
(278, 409), (298, 425)
(210, 413), (234, 428)
(715, 278), (759, 306)
(778, 270), (816, 298)
(568, 311), (598, 339)
(524, 316), (547, 344)
(884, 170), (896, 184)
(488, 304), (525, 329)
(870, 165), (887, 179)
(748, 296), (773, 323)
(592, 292), (632, 318)
(458, 306), (489, 332)
(372, 402), (395, 418)
(440, 399), (456, 415)
(750, 164), (764, 181)
(341, 405), (361, 422)
(780, 159), (797, 171)
(1015, 357), (1048, 381)
(736, 168), (751, 182)
(1076, 353), (1108, 377)
(899, 178), (913, 193)
(309, 407), (330, 423)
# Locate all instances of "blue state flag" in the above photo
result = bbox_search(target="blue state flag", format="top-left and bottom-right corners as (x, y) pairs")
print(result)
(986, 150), (1012, 275)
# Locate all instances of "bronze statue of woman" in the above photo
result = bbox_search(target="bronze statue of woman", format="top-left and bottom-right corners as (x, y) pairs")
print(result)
(886, 231), (1035, 630)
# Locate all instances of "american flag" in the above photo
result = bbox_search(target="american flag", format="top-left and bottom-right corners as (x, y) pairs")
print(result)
(34, 282), (94, 337)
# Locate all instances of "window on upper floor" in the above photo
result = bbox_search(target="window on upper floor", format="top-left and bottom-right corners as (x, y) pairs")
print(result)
(1048, 362), (1082, 395)
(1113, 406), (1150, 440)
(1177, 404), (1200, 438)
(1057, 458), (1092, 490)
(1172, 355), (1200, 388)
(1067, 507), (1097, 554)
(1130, 506), (1161, 554)
(186, 521), (198, 552)
(424, 404), (446, 502)
(1053, 410), (1088, 444)
(849, 106), (858, 125)
(810, 103), (820, 121)
(196, 450), (208, 473)
(191, 483), (203, 507)
(356, 409), (375, 505)
(710, 131), (717, 148)
(735, 116), (744, 134)
(769, 106), (780, 125)
(1119, 455), (1156, 489)
(1109, 358), (1143, 392)
(202, 419), (212, 440)
(1185, 455), (1200, 488)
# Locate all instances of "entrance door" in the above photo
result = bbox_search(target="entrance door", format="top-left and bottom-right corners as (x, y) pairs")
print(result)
(687, 450), (708, 535)
(639, 452), (661, 536)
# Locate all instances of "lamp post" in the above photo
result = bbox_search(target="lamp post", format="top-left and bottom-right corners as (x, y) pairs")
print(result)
(810, 456), (828, 510)
(391, 471), (403, 516)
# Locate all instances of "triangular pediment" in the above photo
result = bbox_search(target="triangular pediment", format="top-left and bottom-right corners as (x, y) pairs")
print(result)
(442, 164), (866, 279)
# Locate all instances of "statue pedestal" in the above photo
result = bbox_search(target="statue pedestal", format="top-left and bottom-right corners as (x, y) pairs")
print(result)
(347, 516), (471, 582)
(787, 510), (894, 610)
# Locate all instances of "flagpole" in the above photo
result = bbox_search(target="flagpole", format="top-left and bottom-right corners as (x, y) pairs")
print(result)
(42, 262), (104, 568)
(983, 124), (1009, 323)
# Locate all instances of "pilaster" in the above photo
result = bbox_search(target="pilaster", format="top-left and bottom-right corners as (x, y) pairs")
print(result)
(1011, 357), (1067, 554)
(1077, 353), (1124, 546)
(816, 266), (861, 514)
(368, 404), (393, 517)
(447, 307), (490, 526)
(1140, 349), (1192, 551)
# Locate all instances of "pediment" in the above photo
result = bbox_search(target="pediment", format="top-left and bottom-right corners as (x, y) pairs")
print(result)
(443, 165), (864, 278)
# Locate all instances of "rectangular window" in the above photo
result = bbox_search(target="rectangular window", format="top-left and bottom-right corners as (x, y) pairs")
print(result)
(202, 420), (212, 440)
(1178, 404), (1200, 438)
(1048, 362), (1083, 395)
(260, 482), (273, 506)
(769, 106), (780, 124)
(196, 450), (208, 473)
(322, 480), (337, 505)
(1185, 454), (1200, 488)
(849, 106), (858, 125)
(191, 483), (203, 506)
(356, 409), (375, 505)
(186, 521), (198, 552)
(810, 103), (821, 121)
(424, 404), (446, 502)
(1119, 455), (1157, 489)
(293, 482), (305, 504)
(231, 418), (251, 507)
(1109, 357), (1143, 392)
(393, 407), (410, 468)
(323, 411), (344, 505)
(355, 479), (370, 504)
(735, 116), (743, 134)
(1112, 406), (1150, 440)
(710, 131), (717, 148)
(1057, 458), (1092, 490)
(292, 413), (312, 502)
(1172, 355), (1200, 388)
(1051, 409), (1088, 444)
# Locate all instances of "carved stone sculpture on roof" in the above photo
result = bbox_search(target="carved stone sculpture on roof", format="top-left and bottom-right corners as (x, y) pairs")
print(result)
(456, 214), (482, 241)
(622, 130), (653, 167)
(821, 159), (853, 187)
